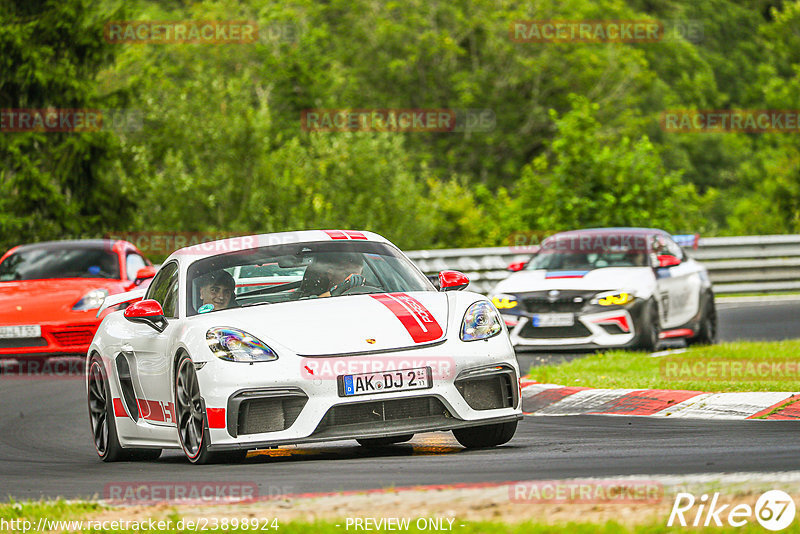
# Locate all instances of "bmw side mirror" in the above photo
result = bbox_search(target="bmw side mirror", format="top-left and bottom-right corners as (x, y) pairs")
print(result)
(438, 270), (469, 291)
(124, 299), (168, 332)
(507, 261), (527, 272)
(656, 254), (681, 268)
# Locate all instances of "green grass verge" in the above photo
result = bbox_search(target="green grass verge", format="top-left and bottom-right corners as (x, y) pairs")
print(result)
(2, 501), (800, 534)
(0, 500), (105, 523)
(528, 340), (800, 392)
(716, 291), (800, 298)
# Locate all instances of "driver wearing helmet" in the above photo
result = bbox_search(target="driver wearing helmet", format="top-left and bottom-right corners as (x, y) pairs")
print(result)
(300, 253), (366, 298)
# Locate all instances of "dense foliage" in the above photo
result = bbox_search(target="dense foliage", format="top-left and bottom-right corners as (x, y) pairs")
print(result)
(2, 0), (799, 254)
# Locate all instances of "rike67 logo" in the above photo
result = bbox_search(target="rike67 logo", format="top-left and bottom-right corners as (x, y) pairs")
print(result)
(668, 490), (796, 531)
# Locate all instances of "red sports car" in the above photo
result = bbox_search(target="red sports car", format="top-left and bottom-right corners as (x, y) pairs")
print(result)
(0, 239), (155, 363)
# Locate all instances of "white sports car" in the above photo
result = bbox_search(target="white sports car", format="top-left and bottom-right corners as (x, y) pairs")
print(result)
(87, 230), (521, 464)
(490, 228), (716, 351)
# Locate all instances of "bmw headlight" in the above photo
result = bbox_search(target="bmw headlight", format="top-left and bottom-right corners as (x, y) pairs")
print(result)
(591, 291), (635, 306)
(460, 301), (503, 341)
(72, 289), (109, 311)
(206, 327), (279, 362)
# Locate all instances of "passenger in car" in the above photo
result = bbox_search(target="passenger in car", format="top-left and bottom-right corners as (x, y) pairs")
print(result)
(197, 270), (237, 311)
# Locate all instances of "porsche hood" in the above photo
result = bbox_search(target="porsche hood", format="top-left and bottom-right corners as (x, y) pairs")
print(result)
(0, 279), (114, 323)
(196, 291), (450, 356)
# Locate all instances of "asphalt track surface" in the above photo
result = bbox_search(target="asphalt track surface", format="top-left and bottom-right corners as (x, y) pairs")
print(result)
(1, 299), (799, 501)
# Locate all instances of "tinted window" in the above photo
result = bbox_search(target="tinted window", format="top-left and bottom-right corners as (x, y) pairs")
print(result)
(0, 245), (120, 281)
(146, 262), (179, 317)
(527, 233), (650, 271)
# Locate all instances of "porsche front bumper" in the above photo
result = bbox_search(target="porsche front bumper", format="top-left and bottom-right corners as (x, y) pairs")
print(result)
(194, 336), (522, 451)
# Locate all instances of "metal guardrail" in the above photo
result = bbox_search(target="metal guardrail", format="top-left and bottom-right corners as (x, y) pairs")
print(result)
(406, 234), (800, 295)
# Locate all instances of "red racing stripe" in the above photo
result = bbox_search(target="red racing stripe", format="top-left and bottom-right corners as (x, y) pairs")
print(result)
(588, 389), (705, 416)
(207, 408), (226, 428)
(591, 315), (630, 332)
(370, 293), (443, 343)
(659, 328), (694, 339)
(323, 230), (348, 240)
(112, 398), (128, 417)
(137, 399), (166, 422)
(344, 231), (368, 240)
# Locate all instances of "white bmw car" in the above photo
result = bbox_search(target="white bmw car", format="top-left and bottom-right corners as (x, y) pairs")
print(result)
(490, 228), (716, 351)
(87, 230), (521, 464)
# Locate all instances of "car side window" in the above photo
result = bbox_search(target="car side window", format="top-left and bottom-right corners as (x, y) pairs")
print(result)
(649, 236), (664, 265)
(125, 253), (147, 281)
(146, 262), (179, 317)
(162, 276), (179, 318)
(663, 236), (685, 260)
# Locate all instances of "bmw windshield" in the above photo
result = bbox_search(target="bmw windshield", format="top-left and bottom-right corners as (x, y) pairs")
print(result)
(526, 233), (651, 271)
(187, 241), (434, 315)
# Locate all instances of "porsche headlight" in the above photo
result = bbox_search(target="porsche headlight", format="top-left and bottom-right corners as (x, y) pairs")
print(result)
(206, 327), (278, 362)
(591, 291), (635, 306)
(72, 289), (109, 311)
(490, 293), (518, 310)
(460, 301), (503, 341)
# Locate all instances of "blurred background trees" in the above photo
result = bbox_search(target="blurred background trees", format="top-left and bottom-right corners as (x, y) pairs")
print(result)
(2, 0), (800, 254)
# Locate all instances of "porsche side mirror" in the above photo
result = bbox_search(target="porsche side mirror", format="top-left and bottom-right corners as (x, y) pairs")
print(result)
(657, 254), (681, 268)
(134, 266), (157, 286)
(507, 261), (527, 272)
(124, 299), (168, 332)
(438, 270), (469, 291)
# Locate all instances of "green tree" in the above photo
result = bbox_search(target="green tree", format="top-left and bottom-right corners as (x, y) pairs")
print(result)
(514, 95), (707, 233)
(0, 0), (133, 251)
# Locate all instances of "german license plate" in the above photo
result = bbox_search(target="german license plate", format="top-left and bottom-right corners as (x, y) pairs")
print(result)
(340, 367), (432, 397)
(531, 313), (574, 327)
(0, 325), (41, 338)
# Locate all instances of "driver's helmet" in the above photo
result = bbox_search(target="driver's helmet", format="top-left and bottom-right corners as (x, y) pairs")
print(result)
(298, 252), (363, 297)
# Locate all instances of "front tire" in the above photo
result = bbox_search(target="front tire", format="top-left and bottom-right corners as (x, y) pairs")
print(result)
(634, 299), (660, 352)
(689, 293), (717, 346)
(175, 354), (246, 464)
(452, 421), (517, 449)
(88, 355), (161, 462)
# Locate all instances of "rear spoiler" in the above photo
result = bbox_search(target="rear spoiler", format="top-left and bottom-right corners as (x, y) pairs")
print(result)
(96, 288), (146, 318)
(672, 233), (700, 250)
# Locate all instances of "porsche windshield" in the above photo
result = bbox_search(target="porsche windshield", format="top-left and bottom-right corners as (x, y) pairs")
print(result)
(0, 245), (120, 281)
(526, 233), (651, 271)
(186, 241), (434, 315)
